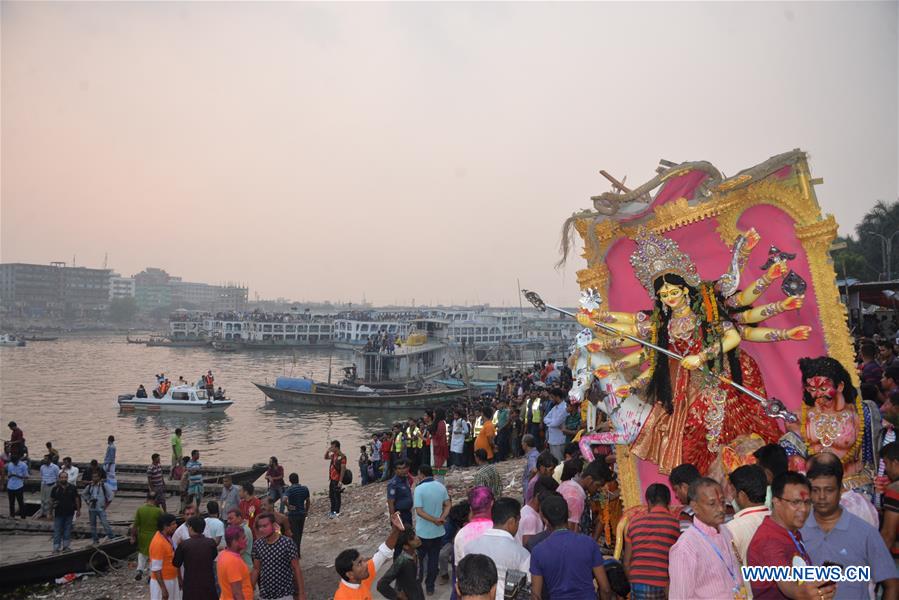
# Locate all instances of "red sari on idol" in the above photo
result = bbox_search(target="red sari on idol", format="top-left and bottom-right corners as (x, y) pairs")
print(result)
(630, 314), (782, 475)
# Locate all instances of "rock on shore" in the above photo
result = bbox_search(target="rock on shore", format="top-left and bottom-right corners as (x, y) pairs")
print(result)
(19, 457), (527, 600)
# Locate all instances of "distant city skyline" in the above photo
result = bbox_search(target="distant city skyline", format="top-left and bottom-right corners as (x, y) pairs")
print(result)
(3, 2), (896, 307)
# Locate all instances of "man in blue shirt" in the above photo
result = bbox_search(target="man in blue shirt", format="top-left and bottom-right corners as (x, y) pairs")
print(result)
(530, 494), (612, 600)
(38, 455), (60, 518)
(801, 457), (899, 599)
(284, 472), (310, 558)
(6, 454), (28, 519)
(413, 465), (450, 595)
(186, 449), (203, 504)
(103, 435), (116, 478)
(387, 458), (414, 528)
(542, 389), (568, 461)
(521, 434), (539, 504)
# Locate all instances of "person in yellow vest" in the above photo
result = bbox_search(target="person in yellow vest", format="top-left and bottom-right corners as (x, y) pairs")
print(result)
(405, 418), (422, 475)
(524, 393), (544, 449)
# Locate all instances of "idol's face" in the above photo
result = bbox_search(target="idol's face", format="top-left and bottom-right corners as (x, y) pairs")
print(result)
(657, 283), (688, 309)
(805, 376), (840, 404)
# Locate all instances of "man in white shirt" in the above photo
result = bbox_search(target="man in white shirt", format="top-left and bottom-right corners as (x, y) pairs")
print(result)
(203, 500), (226, 551)
(59, 457), (79, 484)
(450, 409), (469, 469)
(463, 497), (531, 600)
(38, 456), (61, 518)
(723, 464), (769, 565)
(172, 503), (197, 549)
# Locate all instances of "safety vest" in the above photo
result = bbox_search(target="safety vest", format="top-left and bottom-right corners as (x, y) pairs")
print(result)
(530, 398), (542, 423)
(406, 426), (422, 449)
(393, 434), (404, 453)
(473, 416), (484, 438)
(491, 411), (499, 426)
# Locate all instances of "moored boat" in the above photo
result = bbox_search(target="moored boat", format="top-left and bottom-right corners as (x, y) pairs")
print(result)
(20, 335), (58, 342)
(0, 333), (26, 347)
(145, 336), (210, 347)
(0, 535), (135, 588)
(254, 380), (468, 409)
(118, 385), (232, 413)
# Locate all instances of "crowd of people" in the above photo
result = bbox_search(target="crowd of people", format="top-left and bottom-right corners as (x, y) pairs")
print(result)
(6, 331), (899, 599)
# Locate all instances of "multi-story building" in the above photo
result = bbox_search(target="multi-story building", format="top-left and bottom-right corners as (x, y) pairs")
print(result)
(171, 281), (220, 309)
(133, 267), (174, 312)
(0, 262), (111, 319)
(109, 275), (136, 300)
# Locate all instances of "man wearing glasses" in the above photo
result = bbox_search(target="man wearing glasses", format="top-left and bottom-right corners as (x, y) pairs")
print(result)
(746, 472), (836, 600)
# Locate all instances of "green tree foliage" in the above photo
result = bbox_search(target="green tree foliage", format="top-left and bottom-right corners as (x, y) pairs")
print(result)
(832, 200), (899, 281)
(108, 296), (138, 323)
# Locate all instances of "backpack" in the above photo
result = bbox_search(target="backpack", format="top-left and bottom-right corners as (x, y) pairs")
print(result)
(341, 469), (353, 485)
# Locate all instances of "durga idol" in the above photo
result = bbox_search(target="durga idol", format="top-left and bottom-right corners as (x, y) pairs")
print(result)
(577, 230), (810, 474)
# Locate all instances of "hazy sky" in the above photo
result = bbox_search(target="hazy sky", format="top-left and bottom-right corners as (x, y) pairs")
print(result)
(2, 2), (896, 307)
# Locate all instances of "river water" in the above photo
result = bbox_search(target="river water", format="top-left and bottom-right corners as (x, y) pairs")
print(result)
(0, 335), (420, 492)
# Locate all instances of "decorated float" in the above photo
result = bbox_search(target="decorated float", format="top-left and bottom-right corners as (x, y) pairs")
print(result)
(535, 149), (875, 519)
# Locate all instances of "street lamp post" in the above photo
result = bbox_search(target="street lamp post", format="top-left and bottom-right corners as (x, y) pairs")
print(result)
(863, 230), (899, 280)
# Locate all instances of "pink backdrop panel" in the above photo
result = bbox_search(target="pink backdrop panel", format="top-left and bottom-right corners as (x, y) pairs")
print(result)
(601, 201), (828, 494)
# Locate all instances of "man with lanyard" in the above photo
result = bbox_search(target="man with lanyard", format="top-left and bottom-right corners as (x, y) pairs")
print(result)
(668, 477), (747, 599)
(746, 472), (836, 600)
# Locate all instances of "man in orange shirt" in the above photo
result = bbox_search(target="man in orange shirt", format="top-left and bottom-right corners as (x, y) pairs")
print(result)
(218, 525), (254, 600)
(333, 511), (404, 600)
(474, 407), (496, 462)
(149, 513), (181, 600)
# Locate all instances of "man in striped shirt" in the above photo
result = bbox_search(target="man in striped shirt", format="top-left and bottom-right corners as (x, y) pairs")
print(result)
(622, 483), (680, 600)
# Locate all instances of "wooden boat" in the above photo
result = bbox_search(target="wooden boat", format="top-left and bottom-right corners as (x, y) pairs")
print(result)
(211, 340), (241, 352)
(23, 462), (266, 494)
(254, 381), (469, 409)
(0, 535), (135, 588)
(21, 335), (58, 342)
(145, 337), (209, 347)
(125, 335), (147, 344)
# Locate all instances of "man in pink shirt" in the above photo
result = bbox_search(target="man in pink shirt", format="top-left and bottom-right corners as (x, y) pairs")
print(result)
(516, 475), (558, 546)
(668, 476), (747, 599)
(556, 459), (611, 531)
(453, 486), (495, 565)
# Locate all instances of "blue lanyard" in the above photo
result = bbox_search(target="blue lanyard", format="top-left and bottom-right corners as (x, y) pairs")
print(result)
(786, 530), (810, 561)
(692, 525), (738, 585)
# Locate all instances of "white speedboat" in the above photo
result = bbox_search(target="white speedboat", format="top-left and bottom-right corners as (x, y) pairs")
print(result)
(117, 385), (233, 413)
(0, 334), (26, 347)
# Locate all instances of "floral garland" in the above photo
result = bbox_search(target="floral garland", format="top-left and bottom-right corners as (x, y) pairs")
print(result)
(692, 282), (729, 373)
(799, 400), (865, 465)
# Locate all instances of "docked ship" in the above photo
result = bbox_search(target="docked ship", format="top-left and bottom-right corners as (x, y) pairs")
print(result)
(168, 309), (334, 348)
(254, 318), (469, 408)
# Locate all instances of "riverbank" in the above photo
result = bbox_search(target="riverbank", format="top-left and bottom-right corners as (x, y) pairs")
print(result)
(19, 457), (527, 600)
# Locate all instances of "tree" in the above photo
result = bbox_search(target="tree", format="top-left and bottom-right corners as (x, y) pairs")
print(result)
(108, 297), (138, 323)
(831, 199), (899, 281)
